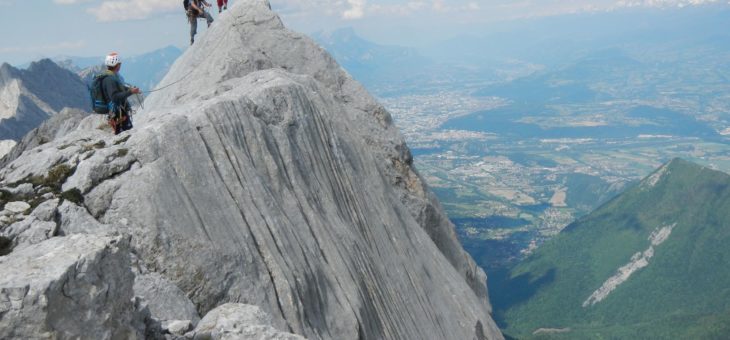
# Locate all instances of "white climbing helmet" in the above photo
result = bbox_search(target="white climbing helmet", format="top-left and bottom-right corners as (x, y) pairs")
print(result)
(105, 52), (121, 67)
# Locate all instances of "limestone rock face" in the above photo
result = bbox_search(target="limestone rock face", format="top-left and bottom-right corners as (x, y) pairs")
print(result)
(0, 234), (142, 339)
(184, 303), (305, 340)
(0, 60), (89, 140)
(147, 0), (491, 311)
(134, 272), (201, 327)
(0, 0), (502, 339)
(0, 108), (89, 168)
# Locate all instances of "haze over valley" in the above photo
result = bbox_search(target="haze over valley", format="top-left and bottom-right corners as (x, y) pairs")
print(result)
(314, 6), (730, 273)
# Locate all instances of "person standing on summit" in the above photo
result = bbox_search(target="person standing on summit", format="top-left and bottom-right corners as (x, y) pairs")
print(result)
(188, 0), (214, 45)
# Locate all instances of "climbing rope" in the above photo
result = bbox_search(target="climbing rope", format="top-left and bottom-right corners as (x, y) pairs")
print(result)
(139, 67), (197, 94)
(133, 12), (233, 96)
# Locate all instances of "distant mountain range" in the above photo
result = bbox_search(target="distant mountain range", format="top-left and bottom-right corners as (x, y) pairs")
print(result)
(56, 45), (183, 92)
(0, 46), (183, 146)
(492, 158), (730, 339)
(0, 59), (88, 141)
(421, 6), (730, 67)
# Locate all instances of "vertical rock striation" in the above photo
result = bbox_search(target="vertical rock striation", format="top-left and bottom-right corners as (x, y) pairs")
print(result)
(0, 0), (501, 339)
(146, 0), (490, 307)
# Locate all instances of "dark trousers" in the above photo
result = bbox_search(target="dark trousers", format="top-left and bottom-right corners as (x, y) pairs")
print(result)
(217, 0), (228, 8)
(109, 109), (133, 135)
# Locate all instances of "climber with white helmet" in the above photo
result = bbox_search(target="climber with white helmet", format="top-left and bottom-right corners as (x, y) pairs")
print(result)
(90, 53), (139, 135)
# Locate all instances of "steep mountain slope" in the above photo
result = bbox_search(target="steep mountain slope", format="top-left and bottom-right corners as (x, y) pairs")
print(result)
(494, 158), (730, 339)
(0, 59), (88, 140)
(0, 1), (501, 339)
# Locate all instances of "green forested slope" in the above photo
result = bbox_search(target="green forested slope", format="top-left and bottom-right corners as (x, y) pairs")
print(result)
(494, 158), (730, 339)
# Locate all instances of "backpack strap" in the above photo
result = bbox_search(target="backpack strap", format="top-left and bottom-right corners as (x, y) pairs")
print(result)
(96, 74), (109, 103)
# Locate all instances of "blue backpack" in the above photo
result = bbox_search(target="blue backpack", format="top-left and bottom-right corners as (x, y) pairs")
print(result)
(90, 73), (111, 114)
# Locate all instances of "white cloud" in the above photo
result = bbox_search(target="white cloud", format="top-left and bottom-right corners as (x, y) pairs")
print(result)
(87, 0), (179, 22)
(343, 0), (366, 19)
(54, 0), (94, 4)
(368, 2), (434, 16)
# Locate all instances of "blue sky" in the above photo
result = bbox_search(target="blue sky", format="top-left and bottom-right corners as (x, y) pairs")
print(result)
(0, 0), (727, 65)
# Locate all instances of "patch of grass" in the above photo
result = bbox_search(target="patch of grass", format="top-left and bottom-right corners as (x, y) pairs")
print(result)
(0, 189), (14, 203)
(47, 164), (74, 188)
(82, 140), (106, 152)
(27, 163), (75, 191)
(60, 189), (84, 205)
(114, 135), (131, 145)
(114, 148), (129, 158)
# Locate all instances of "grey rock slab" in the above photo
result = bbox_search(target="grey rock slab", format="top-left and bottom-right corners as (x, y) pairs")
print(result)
(0, 234), (143, 339)
(0, 120), (110, 187)
(4, 201), (30, 214)
(62, 145), (136, 194)
(85, 178), (123, 218)
(186, 303), (305, 340)
(29, 198), (59, 221)
(163, 320), (193, 336)
(57, 200), (112, 235)
(134, 272), (201, 325)
(8, 217), (57, 252)
(0, 108), (89, 168)
(4, 183), (34, 197)
(0, 144), (67, 186)
(1, 216), (32, 239)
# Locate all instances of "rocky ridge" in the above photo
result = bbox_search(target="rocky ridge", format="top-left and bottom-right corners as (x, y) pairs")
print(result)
(0, 1), (502, 339)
